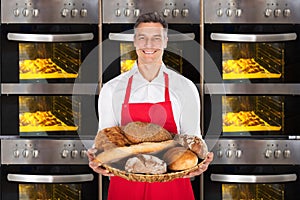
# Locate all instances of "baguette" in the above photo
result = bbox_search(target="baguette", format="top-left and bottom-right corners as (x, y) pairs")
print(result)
(94, 140), (177, 164)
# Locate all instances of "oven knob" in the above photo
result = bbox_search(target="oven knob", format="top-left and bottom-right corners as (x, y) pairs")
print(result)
(265, 8), (273, 17)
(163, 8), (171, 17)
(283, 149), (291, 158)
(134, 9), (140, 17)
(216, 8), (223, 17)
(124, 8), (131, 17)
(61, 8), (69, 17)
(13, 149), (20, 158)
(181, 8), (189, 17)
(235, 149), (242, 158)
(274, 8), (282, 17)
(71, 9), (78, 17)
(22, 149), (29, 158)
(22, 8), (30, 17)
(226, 8), (233, 17)
(32, 149), (39, 158)
(235, 8), (242, 17)
(283, 8), (291, 17)
(226, 149), (233, 158)
(32, 9), (39, 17)
(172, 8), (180, 17)
(265, 149), (273, 158)
(216, 149), (223, 158)
(71, 149), (78, 158)
(61, 149), (69, 158)
(274, 149), (282, 158)
(115, 8), (121, 17)
(80, 149), (87, 158)
(80, 8), (88, 17)
(13, 8), (20, 17)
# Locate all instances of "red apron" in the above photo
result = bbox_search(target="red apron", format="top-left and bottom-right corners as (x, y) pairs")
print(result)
(107, 72), (195, 200)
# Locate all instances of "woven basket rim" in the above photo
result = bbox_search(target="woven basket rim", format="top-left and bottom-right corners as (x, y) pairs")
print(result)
(102, 160), (205, 183)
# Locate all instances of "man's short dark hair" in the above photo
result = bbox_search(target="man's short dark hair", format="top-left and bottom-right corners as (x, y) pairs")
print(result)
(134, 12), (168, 29)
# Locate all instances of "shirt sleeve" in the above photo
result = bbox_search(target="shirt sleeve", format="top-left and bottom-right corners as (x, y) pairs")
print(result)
(97, 83), (119, 131)
(178, 80), (202, 138)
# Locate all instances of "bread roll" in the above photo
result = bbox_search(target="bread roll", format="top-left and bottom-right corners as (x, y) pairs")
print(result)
(163, 147), (198, 171)
(125, 154), (167, 174)
(173, 134), (208, 159)
(94, 126), (132, 151)
(95, 140), (177, 164)
(122, 121), (174, 144)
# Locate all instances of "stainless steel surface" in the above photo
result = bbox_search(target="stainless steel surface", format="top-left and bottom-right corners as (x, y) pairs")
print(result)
(210, 173), (297, 183)
(7, 174), (94, 183)
(1, 0), (98, 23)
(1, 138), (94, 165)
(8, 33), (94, 42)
(109, 33), (195, 42)
(205, 84), (300, 95)
(1, 84), (98, 95)
(102, 0), (200, 24)
(204, 0), (300, 24)
(210, 33), (297, 42)
(206, 139), (300, 165)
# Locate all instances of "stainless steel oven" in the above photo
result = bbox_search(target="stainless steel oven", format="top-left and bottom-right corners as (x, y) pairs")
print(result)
(1, 138), (100, 200)
(202, 0), (300, 199)
(101, 0), (201, 84)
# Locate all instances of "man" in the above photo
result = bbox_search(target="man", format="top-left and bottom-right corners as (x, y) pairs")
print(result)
(89, 12), (213, 200)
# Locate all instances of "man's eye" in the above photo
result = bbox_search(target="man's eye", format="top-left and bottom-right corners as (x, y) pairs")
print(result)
(138, 37), (145, 40)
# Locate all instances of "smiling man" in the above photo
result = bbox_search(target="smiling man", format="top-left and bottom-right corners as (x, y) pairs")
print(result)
(88, 11), (214, 200)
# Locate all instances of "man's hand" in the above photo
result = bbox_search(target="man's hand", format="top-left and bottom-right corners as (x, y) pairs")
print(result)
(183, 152), (214, 178)
(87, 148), (114, 176)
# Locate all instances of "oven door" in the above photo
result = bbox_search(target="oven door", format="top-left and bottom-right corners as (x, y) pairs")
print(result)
(0, 92), (98, 137)
(102, 24), (200, 84)
(1, 165), (99, 200)
(1, 24), (99, 83)
(203, 165), (299, 200)
(204, 24), (300, 83)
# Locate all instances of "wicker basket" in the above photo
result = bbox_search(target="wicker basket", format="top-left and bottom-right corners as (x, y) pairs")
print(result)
(102, 160), (205, 183)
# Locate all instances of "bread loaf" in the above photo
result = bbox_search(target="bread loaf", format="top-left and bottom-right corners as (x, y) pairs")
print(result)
(125, 154), (167, 174)
(173, 134), (208, 159)
(163, 147), (198, 171)
(95, 140), (177, 164)
(122, 121), (174, 144)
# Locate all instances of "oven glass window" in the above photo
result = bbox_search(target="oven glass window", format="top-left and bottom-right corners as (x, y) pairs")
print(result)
(222, 184), (284, 200)
(222, 43), (284, 80)
(19, 96), (79, 136)
(222, 96), (283, 134)
(19, 184), (82, 200)
(19, 43), (82, 81)
(119, 43), (183, 74)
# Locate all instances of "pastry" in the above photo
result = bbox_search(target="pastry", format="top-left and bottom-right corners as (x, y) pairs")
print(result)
(122, 121), (174, 144)
(173, 134), (208, 159)
(125, 154), (167, 174)
(163, 147), (198, 171)
(94, 126), (132, 151)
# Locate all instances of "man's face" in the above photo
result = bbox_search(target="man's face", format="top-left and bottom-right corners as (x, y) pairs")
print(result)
(134, 22), (168, 65)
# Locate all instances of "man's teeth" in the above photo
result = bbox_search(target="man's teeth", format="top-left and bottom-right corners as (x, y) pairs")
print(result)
(144, 50), (155, 54)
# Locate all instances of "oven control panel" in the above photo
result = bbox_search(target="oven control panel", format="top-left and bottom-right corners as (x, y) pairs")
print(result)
(206, 139), (300, 165)
(1, 0), (98, 23)
(204, 0), (300, 24)
(1, 139), (94, 165)
(102, 0), (200, 24)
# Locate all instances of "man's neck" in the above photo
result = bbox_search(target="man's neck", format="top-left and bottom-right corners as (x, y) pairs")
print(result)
(137, 62), (162, 82)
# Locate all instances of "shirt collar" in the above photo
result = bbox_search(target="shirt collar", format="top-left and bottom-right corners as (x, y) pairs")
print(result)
(129, 61), (167, 81)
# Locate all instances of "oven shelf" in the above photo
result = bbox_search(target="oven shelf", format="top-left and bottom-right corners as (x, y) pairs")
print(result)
(223, 72), (281, 80)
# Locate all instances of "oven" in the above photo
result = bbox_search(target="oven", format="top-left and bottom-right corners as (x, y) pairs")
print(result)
(101, 0), (201, 84)
(202, 0), (300, 200)
(0, 0), (100, 137)
(0, 138), (100, 200)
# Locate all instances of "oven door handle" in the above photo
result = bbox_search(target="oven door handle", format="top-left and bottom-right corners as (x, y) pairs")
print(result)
(7, 33), (94, 42)
(210, 33), (297, 42)
(7, 173), (94, 183)
(109, 33), (195, 42)
(211, 173), (297, 183)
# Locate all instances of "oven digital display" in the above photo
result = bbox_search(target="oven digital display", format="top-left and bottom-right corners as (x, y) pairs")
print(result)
(19, 43), (82, 80)
(19, 184), (82, 200)
(222, 184), (284, 200)
(222, 43), (284, 80)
